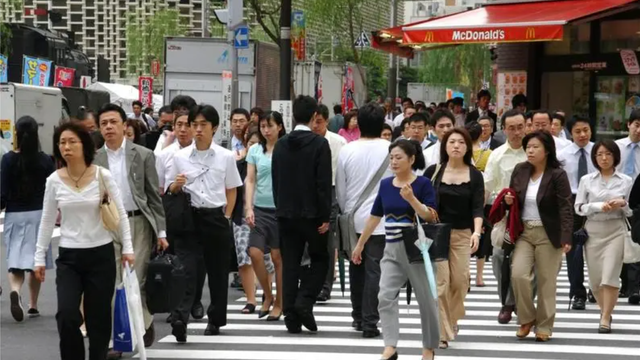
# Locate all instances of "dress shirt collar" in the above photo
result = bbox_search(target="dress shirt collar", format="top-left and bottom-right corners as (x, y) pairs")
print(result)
(188, 140), (218, 157)
(594, 170), (626, 181)
(480, 137), (491, 149)
(294, 124), (312, 132)
(105, 138), (126, 155)
(569, 142), (593, 155)
(505, 141), (523, 153)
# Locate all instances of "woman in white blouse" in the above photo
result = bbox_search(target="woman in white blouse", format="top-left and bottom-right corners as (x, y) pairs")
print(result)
(34, 122), (134, 360)
(575, 139), (632, 333)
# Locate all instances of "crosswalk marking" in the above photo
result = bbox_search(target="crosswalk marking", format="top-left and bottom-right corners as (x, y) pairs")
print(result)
(140, 260), (639, 360)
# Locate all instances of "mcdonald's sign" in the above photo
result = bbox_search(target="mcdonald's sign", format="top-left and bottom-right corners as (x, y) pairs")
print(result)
(423, 32), (434, 43)
(525, 27), (536, 40)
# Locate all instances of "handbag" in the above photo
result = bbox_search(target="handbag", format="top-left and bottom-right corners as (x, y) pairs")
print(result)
(491, 214), (509, 249)
(623, 218), (640, 264)
(337, 157), (390, 255)
(145, 252), (186, 314)
(98, 167), (120, 232)
(572, 217), (589, 247)
(162, 190), (194, 235)
(401, 209), (451, 263)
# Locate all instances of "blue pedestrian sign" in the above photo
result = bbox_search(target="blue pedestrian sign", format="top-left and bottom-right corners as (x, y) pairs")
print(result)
(234, 26), (249, 49)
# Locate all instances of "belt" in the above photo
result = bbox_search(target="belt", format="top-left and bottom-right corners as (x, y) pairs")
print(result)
(524, 220), (543, 228)
(127, 210), (143, 218)
(192, 206), (223, 214)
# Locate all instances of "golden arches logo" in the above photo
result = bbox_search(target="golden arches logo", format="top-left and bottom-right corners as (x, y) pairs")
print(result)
(423, 31), (434, 42)
(525, 27), (536, 40)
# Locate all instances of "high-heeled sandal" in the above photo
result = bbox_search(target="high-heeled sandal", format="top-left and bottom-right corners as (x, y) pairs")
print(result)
(598, 315), (612, 333)
(258, 296), (274, 319)
(380, 352), (398, 360)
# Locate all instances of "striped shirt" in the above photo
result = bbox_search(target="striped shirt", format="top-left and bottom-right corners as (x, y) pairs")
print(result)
(371, 176), (437, 242)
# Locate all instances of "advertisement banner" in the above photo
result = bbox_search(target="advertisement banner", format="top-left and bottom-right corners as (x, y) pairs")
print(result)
(621, 49), (640, 75)
(342, 65), (355, 112)
(291, 10), (306, 61)
(313, 61), (322, 102)
(0, 55), (7, 83)
(54, 66), (75, 87)
(22, 55), (52, 86)
(221, 71), (232, 144)
(138, 76), (153, 108)
(80, 75), (92, 89)
(404, 25), (563, 45)
(496, 71), (527, 126)
(271, 100), (293, 133)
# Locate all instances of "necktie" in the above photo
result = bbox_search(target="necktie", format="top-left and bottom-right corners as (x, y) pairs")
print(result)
(625, 143), (637, 176)
(578, 148), (588, 183)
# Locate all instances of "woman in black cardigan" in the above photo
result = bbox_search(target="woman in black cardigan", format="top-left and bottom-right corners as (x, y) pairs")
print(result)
(424, 127), (484, 349)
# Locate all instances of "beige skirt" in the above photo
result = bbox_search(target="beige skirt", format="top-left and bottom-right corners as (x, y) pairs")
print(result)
(584, 218), (625, 291)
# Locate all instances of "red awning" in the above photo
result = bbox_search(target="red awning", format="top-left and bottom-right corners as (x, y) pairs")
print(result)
(372, 19), (435, 58)
(402, 0), (639, 45)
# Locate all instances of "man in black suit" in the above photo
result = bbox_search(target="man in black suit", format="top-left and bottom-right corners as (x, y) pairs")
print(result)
(272, 95), (332, 334)
(466, 89), (497, 125)
(478, 115), (504, 150)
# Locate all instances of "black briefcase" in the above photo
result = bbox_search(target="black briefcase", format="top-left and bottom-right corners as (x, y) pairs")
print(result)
(162, 190), (194, 234)
(401, 222), (451, 263)
(145, 253), (186, 314)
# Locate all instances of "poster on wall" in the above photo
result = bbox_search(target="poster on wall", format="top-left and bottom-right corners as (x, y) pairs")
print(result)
(221, 71), (232, 144)
(138, 76), (153, 108)
(496, 71), (527, 123)
(54, 66), (75, 87)
(342, 65), (355, 112)
(595, 77), (627, 133)
(22, 55), (52, 86)
(0, 55), (8, 83)
(271, 100), (292, 133)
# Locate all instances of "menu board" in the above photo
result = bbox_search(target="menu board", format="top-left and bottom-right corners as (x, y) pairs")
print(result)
(496, 71), (527, 125)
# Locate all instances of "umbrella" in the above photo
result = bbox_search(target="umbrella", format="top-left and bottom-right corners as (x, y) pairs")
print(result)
(338, 251), (346, 297)
(415, 218), (438, 300)
(501, 242), (514, 306)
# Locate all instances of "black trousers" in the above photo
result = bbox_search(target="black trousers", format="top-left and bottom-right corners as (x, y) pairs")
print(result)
(171, 207), (232, 326)
(567, 205), (587, 300)
(349, 234), (385, 331)
(167, 233), (205, 308)
(622, 263), (640, 294)
(279, 218), (329, 318)
(321, 188), (340, 295)
(56, 242), (116, 360)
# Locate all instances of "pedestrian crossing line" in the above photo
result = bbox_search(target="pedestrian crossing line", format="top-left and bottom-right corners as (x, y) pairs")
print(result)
(181, 323), (640, 342)
(257, 287), (579, 296)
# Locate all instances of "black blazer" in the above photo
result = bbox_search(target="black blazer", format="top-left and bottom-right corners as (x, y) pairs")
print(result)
(466, 109), (497, 124)
(489, 137), (504, 150)
(509, 162), (573, 248)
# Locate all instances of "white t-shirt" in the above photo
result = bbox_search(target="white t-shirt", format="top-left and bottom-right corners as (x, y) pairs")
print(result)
(522, 175), (543, 221)
(335, 138), (393, 235)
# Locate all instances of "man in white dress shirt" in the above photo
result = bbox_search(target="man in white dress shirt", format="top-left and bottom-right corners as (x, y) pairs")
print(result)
(156, 111), (193, 192)
(483, 109), (527, 324)
(312, 104), (347, 302)
(95, 103), (169, 356)
(557, 116), (596, 310)
(422, 109), (454, 170)
(616, 109), (640, 304)
(392, 97), (414, 128)
(166, 104), (243, 342)
(407, 112), (432, 150)
(231, 108), (250, 159)
(153, 96), (197, 155)
(530, 110), (570, 151)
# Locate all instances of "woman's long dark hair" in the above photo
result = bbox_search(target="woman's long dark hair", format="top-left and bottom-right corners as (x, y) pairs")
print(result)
(258, 111), (286, 153)
(12, 116), (44, 197)
(440, 128), (474, 166)
(389, 139), (426, 171)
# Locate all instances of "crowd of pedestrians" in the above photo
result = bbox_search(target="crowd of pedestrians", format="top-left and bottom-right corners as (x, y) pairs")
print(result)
(2, 90), (640, 360)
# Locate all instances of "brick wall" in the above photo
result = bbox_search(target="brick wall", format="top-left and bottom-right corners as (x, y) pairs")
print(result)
(255, 42), (281, 110)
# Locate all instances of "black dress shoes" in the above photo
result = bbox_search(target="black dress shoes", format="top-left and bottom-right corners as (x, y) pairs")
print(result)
(204, 323), (220, 336)
(571, 298), (586, 310)
(191, 302), (205, 320)
(298, 310), (318, 332)
(363, 328), (381, 338)
(172, 320), (187, 343)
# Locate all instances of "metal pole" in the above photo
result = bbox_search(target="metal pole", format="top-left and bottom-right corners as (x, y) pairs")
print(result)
(279, 0), (292, 100)
(387, 0), (398, 102)
(202, 0), (210, 37)
(229, 29), (239, 110)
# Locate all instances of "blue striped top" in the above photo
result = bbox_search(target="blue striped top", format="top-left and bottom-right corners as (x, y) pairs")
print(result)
(371, 176), (437, 242)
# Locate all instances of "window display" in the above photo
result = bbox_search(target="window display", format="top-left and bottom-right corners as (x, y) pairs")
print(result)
(596, 75), (640, 138)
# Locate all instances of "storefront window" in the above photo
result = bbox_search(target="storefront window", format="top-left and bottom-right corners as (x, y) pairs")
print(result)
(595, 75), (640, 138)
(600, 19), (640, 53)
(541, 72), (589, 120)
(544, 24), (590, 55)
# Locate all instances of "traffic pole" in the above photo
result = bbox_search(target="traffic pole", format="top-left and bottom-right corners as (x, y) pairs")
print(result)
(387, 0), (398, 103)
(279, 0), (292, 100)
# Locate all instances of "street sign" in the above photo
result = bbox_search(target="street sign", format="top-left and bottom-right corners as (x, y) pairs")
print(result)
(271, 100), (292, 133)
(354, 31), (371, 48)
(234, 26), (249, 49)
(151, 59), (161, 77)
(221, 71), (233, 144)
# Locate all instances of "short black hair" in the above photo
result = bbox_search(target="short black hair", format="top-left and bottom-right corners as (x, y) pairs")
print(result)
(382, 123), (393, 134)
(317, 104), (330, 120)
(501, 109), (525, 128)
(552, 112), (566, 126)
(532, 109), (552, 123)
(292, 95), (317, 125)
(53, 122), (95, 167)
(512, 94), (528, 108)
(403, 106), (415, 115)
(231, 108), (250, 121)
(170, 95), (197, 112)
(465, 121), (482, 142)
(566, 115), (591, 132)
(477, 89), (492, 100)
(629, 109), (640, 125)
(591, 140), (621, 171)
(333, 104), (342, 115)
(250, 107), (265, 119)
(522, 130), (562, 169)
(97, 103), (127, 123)
(188, 104), (220, 127)
(408, 112), (429, 127)
(132, 100), (143, 108)
(440, 128), (474, 166)
(389, 139), (426, 171)
(158, 105), (172, 117)
(402, 97), (413, 106)
(357, 102), (385, 138)
(431, 109), (455, 126)
(452, 97), (464, 107)
(144, 107), (154, 115)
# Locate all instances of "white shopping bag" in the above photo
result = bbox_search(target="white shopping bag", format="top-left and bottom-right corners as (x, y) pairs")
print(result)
(123, 262), (147, 360)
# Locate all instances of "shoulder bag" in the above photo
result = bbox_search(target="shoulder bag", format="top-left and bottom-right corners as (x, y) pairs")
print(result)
(98, 167), (121, 232)
(337, 157), (390, 256)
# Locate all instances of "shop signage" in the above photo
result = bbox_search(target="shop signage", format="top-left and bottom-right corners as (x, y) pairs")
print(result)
(221, 71), (232, 143)
(621, 50), (640, 75)
(54, 66), (75, 87)
(138, 76), (153, 108)
(404, 25), (563, 44)
(22, 55), (52, 86)
(571, 62), (607, 71)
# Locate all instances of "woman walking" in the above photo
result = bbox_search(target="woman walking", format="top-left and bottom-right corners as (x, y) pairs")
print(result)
(245, 112), (286, 320)
(1, 116), (56, 321)
(505, 130), (573, 342)
(575, 140), (632, 333)
(353, 139), (439, 360)
(424, 128), (483, 349)
(339, 110), (361, 142)
(34, 122), (134, 360)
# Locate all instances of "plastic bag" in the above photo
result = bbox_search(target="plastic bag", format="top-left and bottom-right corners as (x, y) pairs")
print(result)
(123, 262), (147, 360)
(113, 286), (135, 352)
(414, 216), (437, 299)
